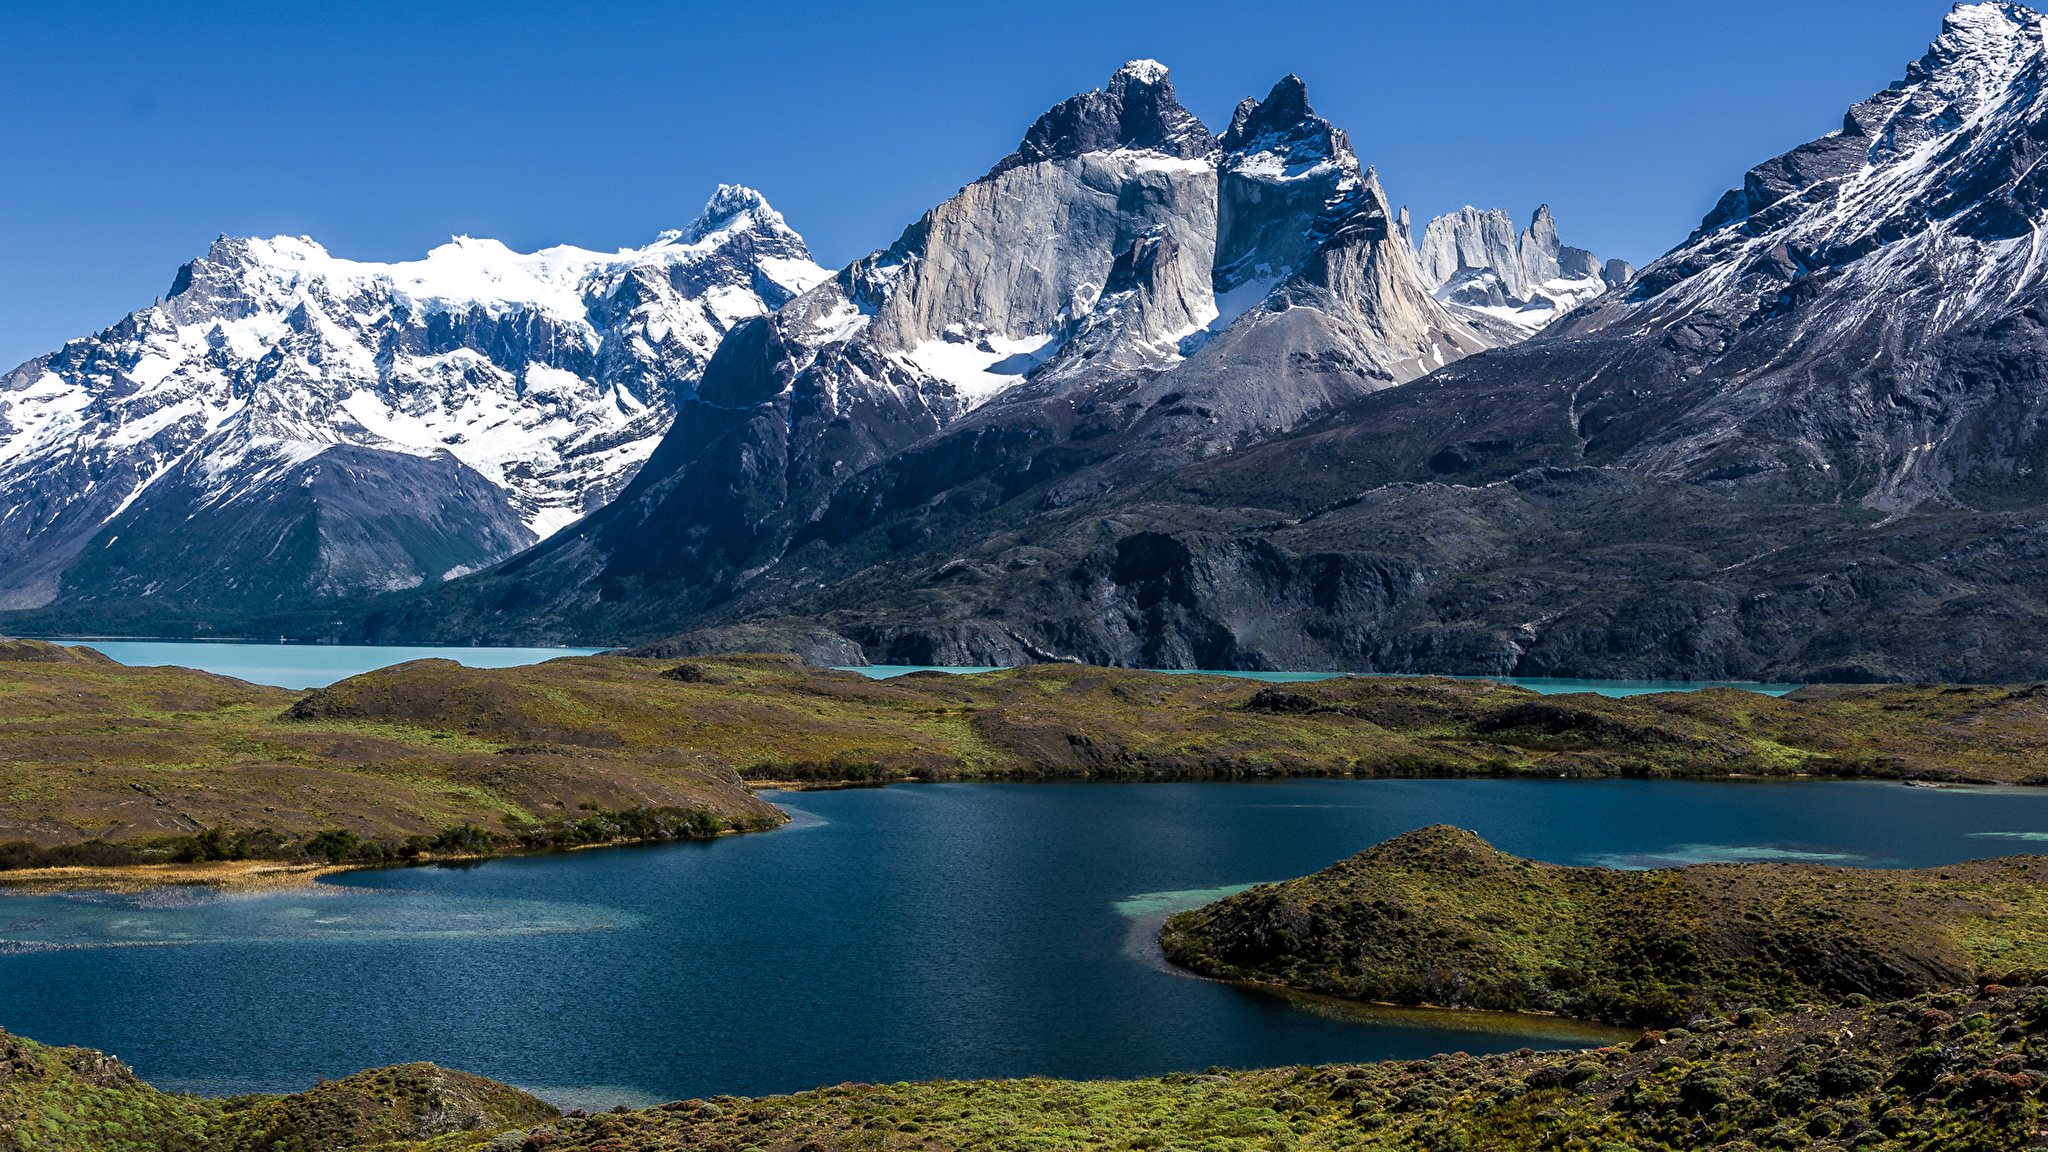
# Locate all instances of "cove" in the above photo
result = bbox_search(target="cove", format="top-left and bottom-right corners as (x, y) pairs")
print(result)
(2, 778), (2043, 1110)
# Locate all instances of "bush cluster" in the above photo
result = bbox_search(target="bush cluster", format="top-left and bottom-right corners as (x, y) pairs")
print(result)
(0, 826), (298, 871)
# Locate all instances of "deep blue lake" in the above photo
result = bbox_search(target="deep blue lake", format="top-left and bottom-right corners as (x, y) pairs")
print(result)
(3, 778), (2045, 1109)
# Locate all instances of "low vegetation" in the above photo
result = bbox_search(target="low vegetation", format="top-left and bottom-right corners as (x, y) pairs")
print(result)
(0, 640), (786, 864)
(516, 985), (2048, 1152)
(9, 639), (2048, 862)
(0, 1025), (558, 1151)
(1162, 827), (2048, 1028)
(14, 984), (2044, 1150)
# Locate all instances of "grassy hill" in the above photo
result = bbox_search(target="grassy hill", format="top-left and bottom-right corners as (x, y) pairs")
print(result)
(0, 1024), (558, 1151)
(10, 640), (2048, 864)
(1161, 827), (2048, 1028)
(0, 640), (784, 865)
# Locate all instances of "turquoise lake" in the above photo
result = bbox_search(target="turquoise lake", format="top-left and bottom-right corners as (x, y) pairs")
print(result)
(2, 778), (2043, 1109)
(37, 639), (1798, 696)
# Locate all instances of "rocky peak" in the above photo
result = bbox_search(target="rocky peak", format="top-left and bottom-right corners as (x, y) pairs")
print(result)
(668, 184), (800, 247)
(1218, 74), (1310, 150)
(1416, 204), (1625, 333)
(1218, 73), (1353, 167)
(1212, 73), (1360, 297)
(986, 59), (1215, 178)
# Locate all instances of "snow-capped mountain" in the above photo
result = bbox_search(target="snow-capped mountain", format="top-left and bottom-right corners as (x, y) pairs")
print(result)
(0, 186), (827, 610)
(347, 63), (1520, 643)
(1416, 205), (1632, 334)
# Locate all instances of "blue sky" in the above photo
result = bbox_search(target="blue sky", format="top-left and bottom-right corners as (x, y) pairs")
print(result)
(0, 0), (1970, 369)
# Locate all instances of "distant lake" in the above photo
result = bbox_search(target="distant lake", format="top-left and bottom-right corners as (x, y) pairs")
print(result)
(33, 640), (607, 690)
(31, 639), (1802, 697)
(1, 778), (2040, 1109)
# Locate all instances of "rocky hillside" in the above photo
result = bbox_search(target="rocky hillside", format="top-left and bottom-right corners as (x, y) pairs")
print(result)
(0, 186), (825, 613)
(520, 2), (2048, 683)
(1162, 826), (2048, 1026)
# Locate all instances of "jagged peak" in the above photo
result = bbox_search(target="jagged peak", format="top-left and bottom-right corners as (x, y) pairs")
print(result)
(1218, 73), (1354, 180)
(1931, 1), (2038, 56)
(1220, 74), (1320, 150)
(671, 184), (793, 247)
(1898, 2), (2041, 113)
(985, 60), (1215, 179)
(1225, 96), (1259, 140)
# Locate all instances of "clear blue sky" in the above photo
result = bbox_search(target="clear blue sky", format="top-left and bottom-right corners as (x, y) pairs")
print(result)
(0, 0), (1969, 370)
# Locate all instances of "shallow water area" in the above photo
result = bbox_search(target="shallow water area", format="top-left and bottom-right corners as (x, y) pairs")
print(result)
(0, 883), (636, 954)
(3, 777), (2044, 1107)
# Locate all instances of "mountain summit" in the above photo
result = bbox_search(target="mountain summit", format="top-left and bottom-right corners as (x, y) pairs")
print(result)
(989, 59), (1216, 176)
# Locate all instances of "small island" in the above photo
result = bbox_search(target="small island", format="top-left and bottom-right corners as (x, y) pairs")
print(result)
(1160, 826), (2048, 1026)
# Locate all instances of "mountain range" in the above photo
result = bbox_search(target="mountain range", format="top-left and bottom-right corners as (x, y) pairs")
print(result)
(8, 3), (2045, 684)
(0, 187), (825, 611)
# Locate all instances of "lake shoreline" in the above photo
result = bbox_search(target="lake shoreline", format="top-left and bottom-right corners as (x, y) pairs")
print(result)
(0, 858), (354, 893)
(0, 822), (781, 893)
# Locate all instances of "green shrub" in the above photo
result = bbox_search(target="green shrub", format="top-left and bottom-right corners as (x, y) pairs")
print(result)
(302, 829), (361, 862)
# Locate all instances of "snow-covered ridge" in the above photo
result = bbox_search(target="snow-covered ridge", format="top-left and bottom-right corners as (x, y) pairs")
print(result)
(230, 188), (818, 331)
(0, 185), (828, 609)
(1624, 0), (2047, 325)
(1520, 0), (2048, 512)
